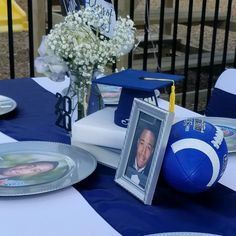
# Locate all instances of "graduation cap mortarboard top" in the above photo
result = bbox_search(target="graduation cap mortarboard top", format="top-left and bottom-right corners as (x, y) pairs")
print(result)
(93, 69), (184, 127)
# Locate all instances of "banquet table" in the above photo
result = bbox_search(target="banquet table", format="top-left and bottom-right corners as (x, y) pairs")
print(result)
(0, 77), (236, 236)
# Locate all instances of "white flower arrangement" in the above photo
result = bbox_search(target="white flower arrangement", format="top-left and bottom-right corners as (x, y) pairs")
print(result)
(35, 6), (136, 87)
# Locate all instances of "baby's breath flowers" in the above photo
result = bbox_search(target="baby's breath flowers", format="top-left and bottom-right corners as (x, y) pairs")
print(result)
(35, 6), (136, 86)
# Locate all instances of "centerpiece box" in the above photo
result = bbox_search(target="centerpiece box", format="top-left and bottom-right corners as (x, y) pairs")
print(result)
(71, 107), (124, 169)
(71, 107), (126, 149)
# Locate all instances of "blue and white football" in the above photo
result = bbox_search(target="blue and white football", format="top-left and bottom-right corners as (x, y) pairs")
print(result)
(162, 118), (228, 193)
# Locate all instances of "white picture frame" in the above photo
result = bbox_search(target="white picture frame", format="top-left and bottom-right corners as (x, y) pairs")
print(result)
(115, 98), (174, 205)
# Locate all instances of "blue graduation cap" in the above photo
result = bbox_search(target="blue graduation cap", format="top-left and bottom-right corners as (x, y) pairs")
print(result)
(93, 69), (184, 127)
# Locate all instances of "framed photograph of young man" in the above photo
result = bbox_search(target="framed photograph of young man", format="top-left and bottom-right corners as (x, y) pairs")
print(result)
(115, 98), (174, 205)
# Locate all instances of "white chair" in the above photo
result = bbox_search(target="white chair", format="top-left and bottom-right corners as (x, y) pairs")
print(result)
(205, 68), (236, 118)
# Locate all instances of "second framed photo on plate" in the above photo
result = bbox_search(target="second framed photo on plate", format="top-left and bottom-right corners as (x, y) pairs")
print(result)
(115, 98), (174, 205)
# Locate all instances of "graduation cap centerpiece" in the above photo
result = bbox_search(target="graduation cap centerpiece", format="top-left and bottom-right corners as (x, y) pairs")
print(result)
(93, 69), (184, 128)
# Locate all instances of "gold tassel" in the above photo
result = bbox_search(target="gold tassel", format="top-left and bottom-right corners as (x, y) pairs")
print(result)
(143, 77), (175, 112)
(169, 84), (175, 112)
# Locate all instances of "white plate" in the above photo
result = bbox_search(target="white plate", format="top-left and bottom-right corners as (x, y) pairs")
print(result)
(0, 95), (17, 115)
(0, 141), (97, 196)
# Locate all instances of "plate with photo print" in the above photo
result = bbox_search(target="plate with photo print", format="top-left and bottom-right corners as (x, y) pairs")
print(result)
(0, 141), (97, 196)
(198, 117), (236, 153)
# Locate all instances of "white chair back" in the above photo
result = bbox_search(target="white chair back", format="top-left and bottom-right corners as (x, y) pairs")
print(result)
(215, 68), (236, 95)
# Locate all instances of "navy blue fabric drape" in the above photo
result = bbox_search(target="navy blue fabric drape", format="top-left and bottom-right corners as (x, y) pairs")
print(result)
(0, 78), (236, 236)
(205, 88), (236, 118)
(0, 78), (70, 144)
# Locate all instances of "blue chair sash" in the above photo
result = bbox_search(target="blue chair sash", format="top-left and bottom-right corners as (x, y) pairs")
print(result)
(205, 88), (236, 118)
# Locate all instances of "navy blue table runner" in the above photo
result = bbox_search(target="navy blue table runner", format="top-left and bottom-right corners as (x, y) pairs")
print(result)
(0, 78), (70, 144)
(0, 78), (235, 236)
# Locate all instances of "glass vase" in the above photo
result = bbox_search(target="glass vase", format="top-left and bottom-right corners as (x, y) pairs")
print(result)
(67, 70), (104, 122)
